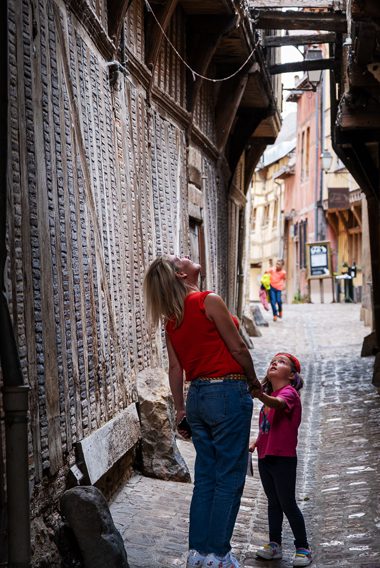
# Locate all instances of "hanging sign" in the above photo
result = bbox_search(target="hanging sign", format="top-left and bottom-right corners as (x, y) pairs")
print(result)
(306, 241), (332, 279)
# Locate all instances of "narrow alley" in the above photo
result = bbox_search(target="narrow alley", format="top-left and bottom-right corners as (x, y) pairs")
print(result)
(111, 303), (380, 568)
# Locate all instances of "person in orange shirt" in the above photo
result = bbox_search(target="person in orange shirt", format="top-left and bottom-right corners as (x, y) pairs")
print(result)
(269, 260), (286, 322)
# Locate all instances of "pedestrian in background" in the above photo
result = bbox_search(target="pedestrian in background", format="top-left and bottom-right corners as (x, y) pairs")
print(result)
(249, 353), (312, 567)
(144, 255), (262, 568)
(259, 271), (271, 311)
(269, 260), (286, 322)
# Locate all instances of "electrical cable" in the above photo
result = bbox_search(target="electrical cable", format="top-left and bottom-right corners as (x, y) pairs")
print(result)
(144, 0), (260, 82)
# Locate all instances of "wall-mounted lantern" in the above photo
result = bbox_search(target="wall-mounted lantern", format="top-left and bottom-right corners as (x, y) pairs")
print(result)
(305, 46), (323, 91)
(321, 148), (333, 173)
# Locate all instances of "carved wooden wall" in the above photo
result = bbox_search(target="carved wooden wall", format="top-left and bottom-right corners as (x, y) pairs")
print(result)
(5, 0), (231, 502)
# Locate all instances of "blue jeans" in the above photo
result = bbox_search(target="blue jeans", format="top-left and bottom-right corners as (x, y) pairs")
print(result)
(258, 456), (309, 549)
(269, 286), (282, 317)
(186, 379), (253, 556)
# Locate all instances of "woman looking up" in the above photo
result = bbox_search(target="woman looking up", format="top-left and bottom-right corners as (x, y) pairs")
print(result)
(144, 255), (262, 568)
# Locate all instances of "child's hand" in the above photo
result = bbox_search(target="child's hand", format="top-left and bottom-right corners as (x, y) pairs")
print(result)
(249, 440), (257, 453)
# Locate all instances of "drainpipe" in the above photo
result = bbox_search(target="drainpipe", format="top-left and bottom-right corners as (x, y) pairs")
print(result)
(0, 2), (31, 566)
(314, 84), (320, 241)
(318, 72), (327, 241)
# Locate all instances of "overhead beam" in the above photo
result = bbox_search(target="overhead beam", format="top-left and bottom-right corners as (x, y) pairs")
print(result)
(269, 58), (335, 74)
(146, 0), (179, 71)
(251, 10), (347, 32)
(107, 0), (131, 47)
(264, 33), (336, 48)
(186, 15), (238, 114)
(215, 74), (249, 152)
(249, 0), (343, 7)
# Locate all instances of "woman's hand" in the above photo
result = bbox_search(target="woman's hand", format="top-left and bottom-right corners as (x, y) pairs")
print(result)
(249, 440), (257, 453)
(176, 408), (186, 426)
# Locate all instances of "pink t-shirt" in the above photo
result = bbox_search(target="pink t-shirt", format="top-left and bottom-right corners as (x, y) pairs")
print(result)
(256, 385), (301, 459)
(269, 268), (286, 291)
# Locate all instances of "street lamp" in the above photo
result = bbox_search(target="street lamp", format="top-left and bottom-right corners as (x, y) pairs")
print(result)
(321, 148), (333, 173)
(305, 46), (323, 91)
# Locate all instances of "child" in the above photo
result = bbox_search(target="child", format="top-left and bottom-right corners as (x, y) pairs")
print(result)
(249, 353), (312, 567)
(259, 272), (271, 311)
(268, 260), (286, 321)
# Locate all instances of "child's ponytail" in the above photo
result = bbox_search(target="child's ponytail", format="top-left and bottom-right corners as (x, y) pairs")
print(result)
(291, 371), (304, 391)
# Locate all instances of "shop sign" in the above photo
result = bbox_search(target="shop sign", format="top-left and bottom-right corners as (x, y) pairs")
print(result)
(328, 187), (349, 210)
(307, 241), (331, 279)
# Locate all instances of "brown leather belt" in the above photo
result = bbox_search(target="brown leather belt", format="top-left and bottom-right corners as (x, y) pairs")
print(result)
(196, 374), (246, 383)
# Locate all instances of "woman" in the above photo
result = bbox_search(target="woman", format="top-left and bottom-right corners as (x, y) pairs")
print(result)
(144, 255), (262, 568)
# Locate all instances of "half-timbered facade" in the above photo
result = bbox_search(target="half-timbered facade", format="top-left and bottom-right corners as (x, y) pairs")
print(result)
(0, 0), (281, 563)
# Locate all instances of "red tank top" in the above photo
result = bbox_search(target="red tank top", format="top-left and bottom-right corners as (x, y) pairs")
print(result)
(165, 291), (245, 381)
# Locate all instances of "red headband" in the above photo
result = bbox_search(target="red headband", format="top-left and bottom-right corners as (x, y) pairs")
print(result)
(275, 352), (301, 373)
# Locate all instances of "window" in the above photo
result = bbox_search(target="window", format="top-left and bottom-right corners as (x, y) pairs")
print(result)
(263, 204), (270, 227)
(301, 131), (305, 181)
(305, 127), (310, 179)
(251, 208), (257, 231)
(189, 218), (206, 287)
(299, 219), (308, 269)
(272, 200), (278, 228)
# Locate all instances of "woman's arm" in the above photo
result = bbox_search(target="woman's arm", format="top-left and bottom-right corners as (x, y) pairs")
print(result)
(204, 294), (261, 395)
(165, 333), (188, 432)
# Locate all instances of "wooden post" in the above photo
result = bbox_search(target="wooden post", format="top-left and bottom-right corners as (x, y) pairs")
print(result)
(319, 278), (324, 303)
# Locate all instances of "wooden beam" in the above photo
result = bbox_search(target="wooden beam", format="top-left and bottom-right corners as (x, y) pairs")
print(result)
(251, 10), (347, 32)
(107, 0), (131, 47)
(250, 0), (343, 7)
(270, 58), (335, 74)
(264, 33), (336, 48)
(146, 0), (179, 71)
(186, 16), (238, 113)
(228, 107), (269, 173)
(337, 210), (350, 234)
(215, 74), (249, 152)
(244, 142), (268, 194)
(351, 205), (362, 228)
(350, 142), (379, 202)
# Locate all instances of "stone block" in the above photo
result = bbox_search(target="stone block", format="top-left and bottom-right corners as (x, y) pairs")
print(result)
(251, 304), (269, 327)
(372, 352), (380, 389)
(361, 331), (379, 357)
(136, 368), (191, 483)
(242, 315), (262, 338)
(61, 486), (129, 568)
(76, 404), (141, 485)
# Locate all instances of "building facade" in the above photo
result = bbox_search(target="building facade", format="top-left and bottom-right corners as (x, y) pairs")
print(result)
(0, 0), (281, 564)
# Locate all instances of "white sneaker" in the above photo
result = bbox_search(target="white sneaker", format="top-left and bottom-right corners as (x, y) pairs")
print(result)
(186, 550), (206, 567)
(203, 552), (240, 568)
(293, 548), (312, 566)
(256, 542), (283, 560)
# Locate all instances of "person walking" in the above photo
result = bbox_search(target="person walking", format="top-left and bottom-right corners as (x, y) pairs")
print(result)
(269, 260), (286, 322)
(249, 353), (312, 567)
(144, 255), (262, 568)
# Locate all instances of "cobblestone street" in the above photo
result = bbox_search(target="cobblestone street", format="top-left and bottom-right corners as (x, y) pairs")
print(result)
(111, 303), (380, 568)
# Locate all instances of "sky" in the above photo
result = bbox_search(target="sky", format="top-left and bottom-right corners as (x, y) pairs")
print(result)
(281, 45), (304, 117)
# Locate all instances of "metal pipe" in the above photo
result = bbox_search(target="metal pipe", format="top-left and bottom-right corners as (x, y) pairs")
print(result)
(0, 1), (31, 565)
(314, 85), (320, 241)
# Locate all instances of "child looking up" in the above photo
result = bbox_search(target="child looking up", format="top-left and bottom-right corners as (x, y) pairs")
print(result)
(249, 353), (312, 567)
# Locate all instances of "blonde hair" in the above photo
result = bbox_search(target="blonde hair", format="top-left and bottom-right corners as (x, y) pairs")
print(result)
(144, 256), (188, 328)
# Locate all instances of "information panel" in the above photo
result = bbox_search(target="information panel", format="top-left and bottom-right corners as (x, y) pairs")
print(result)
(307, 241), (331, 279)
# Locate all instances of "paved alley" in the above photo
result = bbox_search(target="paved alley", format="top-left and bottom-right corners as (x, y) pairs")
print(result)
(111, 303), (380, 568)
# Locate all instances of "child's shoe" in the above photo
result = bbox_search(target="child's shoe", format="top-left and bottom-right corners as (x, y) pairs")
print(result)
(203, 551), (240, 567)
(293, 547), (312, 566)
(186, 550), (206, 567)
(256, 541), (283, 560)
